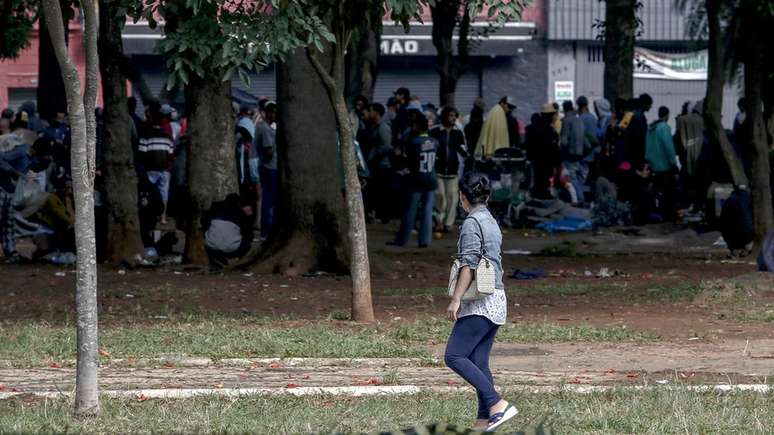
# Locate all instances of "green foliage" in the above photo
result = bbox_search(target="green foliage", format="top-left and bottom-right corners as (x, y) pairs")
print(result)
(139, 0), (334, 89)
(0, 0), (38, 59)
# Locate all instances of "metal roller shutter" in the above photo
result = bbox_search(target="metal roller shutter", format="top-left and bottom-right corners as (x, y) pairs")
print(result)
(373, 57), (480, 111)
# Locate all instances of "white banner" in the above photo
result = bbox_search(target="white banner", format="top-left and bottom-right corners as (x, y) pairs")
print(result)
(634, 47), (708, 80)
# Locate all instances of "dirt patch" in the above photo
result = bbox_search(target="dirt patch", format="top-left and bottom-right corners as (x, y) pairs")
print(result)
(0, 225), (766, 341)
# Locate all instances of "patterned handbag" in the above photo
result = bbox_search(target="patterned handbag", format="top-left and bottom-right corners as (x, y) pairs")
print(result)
(448, 216), (496, 301)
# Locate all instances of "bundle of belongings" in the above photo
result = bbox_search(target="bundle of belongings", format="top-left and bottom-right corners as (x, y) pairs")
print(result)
(523, 198), (592, 233)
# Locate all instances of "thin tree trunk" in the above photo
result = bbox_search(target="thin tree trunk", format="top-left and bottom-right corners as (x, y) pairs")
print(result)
(184, 75), (238, 266)
(98, 0), (144, 265)
(42, 0), (100, 417)
(743, 27), (773, 246)
(37, 3), (69, 121)
(703, 0), (748, 188)
(308, 40), (375, 323)
(603, 0), (636, 102)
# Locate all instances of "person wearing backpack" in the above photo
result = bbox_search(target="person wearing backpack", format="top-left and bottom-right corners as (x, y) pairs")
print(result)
(445, 172), (517, 432)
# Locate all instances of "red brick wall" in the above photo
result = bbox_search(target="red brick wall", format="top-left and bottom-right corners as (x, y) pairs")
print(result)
(0, 22), (96, 113)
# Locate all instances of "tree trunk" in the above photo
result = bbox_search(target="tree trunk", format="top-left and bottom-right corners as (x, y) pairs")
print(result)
(308, 41), (375, 323)
(184, 75), (238, 266)
(37, 3), (69, 121)
(256, 48), (348, 276)
(703, 0), (749, 188)
(743, 17), (773, 246)
(345, 28), (380, 104)
(98, 0), (144, 265)
(431, 1), (462, 108)
(603, 0), (636, 102)
(42, 0), (100, 417)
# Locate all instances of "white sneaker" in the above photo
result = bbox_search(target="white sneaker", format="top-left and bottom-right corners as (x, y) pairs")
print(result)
(486, 404), (518, 432)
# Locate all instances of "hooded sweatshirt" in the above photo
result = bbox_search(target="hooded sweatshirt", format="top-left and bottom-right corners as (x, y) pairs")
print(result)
(594, 99), (612, 140)
(645, 120), (677, 173)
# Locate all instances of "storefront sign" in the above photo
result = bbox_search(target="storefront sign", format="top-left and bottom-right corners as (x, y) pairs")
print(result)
(554, 81), (574, 103)
(380, 39), (421, 55)
(634, 47), (708, 80)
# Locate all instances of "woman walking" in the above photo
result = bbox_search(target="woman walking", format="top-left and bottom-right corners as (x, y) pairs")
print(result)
(445, 172), (517, 432)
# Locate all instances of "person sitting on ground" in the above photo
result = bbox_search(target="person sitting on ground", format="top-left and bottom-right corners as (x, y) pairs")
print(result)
(203, 193), (253, 269)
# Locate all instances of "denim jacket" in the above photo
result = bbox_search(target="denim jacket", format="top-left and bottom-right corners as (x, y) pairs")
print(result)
(456, 206), (507, 324)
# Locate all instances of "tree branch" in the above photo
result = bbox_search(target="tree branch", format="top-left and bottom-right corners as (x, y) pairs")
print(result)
(82, 0), (98, 178)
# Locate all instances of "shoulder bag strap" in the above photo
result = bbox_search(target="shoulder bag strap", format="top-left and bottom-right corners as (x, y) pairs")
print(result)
(466, 215), (488, 258)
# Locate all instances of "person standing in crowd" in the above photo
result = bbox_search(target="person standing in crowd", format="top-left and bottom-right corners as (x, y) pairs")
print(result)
(388, 115), (438, 248)
(577, 96), (598, 151)
(526, 104), (561, 199)
(392, 87), (411, 141)
(0, 118), (10, 136)
(364, 103), (394, 223)
(477, 96), (513, 158)
(551, 102), (562, 135)
(628, 93), (652, 167)
(504, 99), (522, 149)
(445, 172), (516, 432)
(349, 95), (369, 141)
(464, 99), (485, 163)
(255, 101), (278, 241)
(674, 100), (705, 211)
(431, 106), (468, 233)
(594, 98), (612, 142)
(138, 101), (175, 225)
(235, 105), (258, 219)
(18, 101), (47, 133)
(646, 106), (678, 221)
(559, 100), (587, 204)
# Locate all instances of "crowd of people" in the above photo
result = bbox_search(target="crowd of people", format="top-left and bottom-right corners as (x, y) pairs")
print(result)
(0, 85), (766, 265)
(346, 88), (765, 251)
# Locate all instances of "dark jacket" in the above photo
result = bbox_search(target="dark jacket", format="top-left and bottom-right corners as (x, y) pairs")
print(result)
(430, 126), (468, 177)
(525, 119), (560, 168)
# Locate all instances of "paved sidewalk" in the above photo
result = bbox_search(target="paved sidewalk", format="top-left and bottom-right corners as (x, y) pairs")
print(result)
(2, 339), (773, 398)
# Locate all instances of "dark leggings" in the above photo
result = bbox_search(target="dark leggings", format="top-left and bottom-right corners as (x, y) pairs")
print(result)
(444, 315), (501, 419)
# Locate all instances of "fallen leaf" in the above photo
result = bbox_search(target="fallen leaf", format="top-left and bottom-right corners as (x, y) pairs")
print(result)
(626, 373), (639, 378)
(0, 384), (5, 391)
(98, 348), (110, 357)
(212, 383), (224, 389)
(50, 362), (61, 369)
(606, 368), (617, 374)
(163, 361), (175, 369)
(355, 378), (382, 386)
(269, 362), (281, 369)
(249, 362), (261, 369)
(163, 336), (173, 345)
(301, 375), (310, 380)
(10, 388), (19, 392)
(137, 394), (149, 402)
(238, 373), (249, 379)
(321, 400), (335, 409)
(286, 383), (301, 389)
(569, 378), (582, 384)
(446, 380), (460, 386)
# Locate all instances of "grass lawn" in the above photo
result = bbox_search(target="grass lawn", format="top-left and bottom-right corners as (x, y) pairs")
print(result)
(0, 317), (658, 366)
(1, 388), (772, 434)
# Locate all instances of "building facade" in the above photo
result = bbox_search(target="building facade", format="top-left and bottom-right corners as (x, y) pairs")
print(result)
(1, 1), (740, 128)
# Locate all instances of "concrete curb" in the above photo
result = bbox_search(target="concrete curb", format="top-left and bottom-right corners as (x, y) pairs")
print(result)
(0, 357), (440, 369)
(1, 384), (771, 401)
